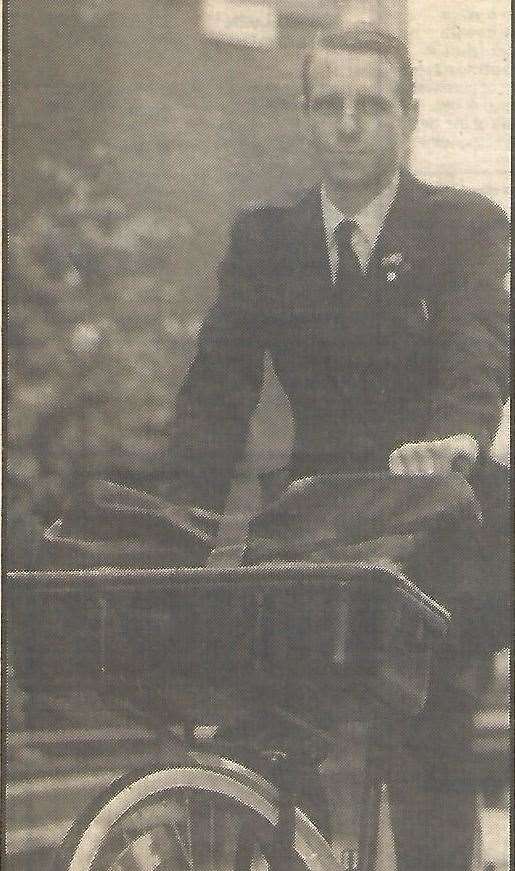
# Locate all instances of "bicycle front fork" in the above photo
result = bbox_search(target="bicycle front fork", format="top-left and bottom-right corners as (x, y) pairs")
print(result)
(265, 748), (300, 871)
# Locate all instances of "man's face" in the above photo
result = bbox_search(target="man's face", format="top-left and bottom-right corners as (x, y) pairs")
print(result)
(305, 49), (418, 194)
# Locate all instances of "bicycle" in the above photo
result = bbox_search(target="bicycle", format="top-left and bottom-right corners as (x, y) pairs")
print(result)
(7, 556), (451, 871)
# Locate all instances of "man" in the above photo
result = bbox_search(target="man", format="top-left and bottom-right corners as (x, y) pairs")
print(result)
(169, 25), (509, 870)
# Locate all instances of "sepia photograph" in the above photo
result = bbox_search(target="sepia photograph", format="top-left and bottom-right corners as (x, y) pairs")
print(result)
(4, 1), (511, 869)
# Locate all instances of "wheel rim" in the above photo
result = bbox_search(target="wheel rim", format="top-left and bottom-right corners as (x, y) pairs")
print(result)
(89, 788), (271, 870)
(64, 767), (338, 871)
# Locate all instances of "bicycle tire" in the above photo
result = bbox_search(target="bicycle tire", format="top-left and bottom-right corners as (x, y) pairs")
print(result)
(50, 762), (340, 871)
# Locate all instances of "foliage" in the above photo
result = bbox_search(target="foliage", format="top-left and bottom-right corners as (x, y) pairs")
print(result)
(8, 155), (202, 519)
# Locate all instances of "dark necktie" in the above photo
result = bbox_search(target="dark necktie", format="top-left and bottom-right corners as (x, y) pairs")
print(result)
(334, 218), (363, 287)
(333, 219), (374, 355)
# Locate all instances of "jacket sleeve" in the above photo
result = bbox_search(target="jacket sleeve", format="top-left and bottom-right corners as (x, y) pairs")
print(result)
(168, 216), (265, 511)
(425, 204), (510, 452)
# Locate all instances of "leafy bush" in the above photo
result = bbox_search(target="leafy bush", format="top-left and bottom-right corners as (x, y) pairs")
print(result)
(8, 155), (202, 520)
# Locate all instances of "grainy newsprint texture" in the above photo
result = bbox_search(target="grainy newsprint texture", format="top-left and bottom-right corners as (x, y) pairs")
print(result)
(5, 2), (510, 870)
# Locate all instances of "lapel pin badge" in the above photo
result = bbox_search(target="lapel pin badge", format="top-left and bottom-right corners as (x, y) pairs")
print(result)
(381, 252), (404, 268)
(381, 252), (408, 283)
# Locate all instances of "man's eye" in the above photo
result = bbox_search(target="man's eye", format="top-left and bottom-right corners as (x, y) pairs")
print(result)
(357, 97), (390, 114)
(312, 96), (342, 115)
(312, 95), (392, 115)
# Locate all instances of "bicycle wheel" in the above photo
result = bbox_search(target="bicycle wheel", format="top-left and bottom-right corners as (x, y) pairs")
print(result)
(51, 763), (340, 871)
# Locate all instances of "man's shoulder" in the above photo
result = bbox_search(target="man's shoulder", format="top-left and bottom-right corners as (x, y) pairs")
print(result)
(410, 177), (509, 282)
(412, 176), (509, 237)
(230, 188), (315, 239)
(237, 187), (312, 215)
(234, 178), (509, 232)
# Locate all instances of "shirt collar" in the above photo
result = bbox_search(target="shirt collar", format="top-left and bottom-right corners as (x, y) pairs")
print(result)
(321, 171), (400, 249)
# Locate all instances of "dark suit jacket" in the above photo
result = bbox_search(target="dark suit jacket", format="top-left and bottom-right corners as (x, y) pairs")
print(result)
(169, 171), (509, 511)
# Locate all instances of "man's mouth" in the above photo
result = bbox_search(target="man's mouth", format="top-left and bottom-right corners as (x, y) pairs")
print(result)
(327, 146), (364, 159)
(332, 152), (365, 167)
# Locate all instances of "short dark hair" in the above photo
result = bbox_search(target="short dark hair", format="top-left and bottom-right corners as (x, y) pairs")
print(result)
(302, 24), (415, 111)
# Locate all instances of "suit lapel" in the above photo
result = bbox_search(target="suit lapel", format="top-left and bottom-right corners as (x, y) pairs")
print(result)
(275, 174), (433, 345)
(369, 170), (429, 275)
(369, 172), (434, 358)
(285, 174), (431, 296)
(283, 187), (333, 302)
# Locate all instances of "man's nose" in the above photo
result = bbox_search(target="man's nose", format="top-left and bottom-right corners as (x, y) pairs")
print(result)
(336, 106), (359, 136)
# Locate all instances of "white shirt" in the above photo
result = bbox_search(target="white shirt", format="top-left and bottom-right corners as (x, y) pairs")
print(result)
(321, 173), (400, 279)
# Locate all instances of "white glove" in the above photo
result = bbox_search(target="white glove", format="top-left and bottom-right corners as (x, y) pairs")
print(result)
(389, 434), (478, 476)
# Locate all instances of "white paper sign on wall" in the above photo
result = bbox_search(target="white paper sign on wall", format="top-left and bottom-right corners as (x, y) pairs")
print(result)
(202, 1), (278, 47)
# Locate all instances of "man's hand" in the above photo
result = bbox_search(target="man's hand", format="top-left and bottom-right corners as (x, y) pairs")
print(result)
(389, 434), (479, 476)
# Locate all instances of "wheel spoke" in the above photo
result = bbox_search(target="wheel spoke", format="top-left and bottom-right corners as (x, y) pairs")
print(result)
(94, 802), (276, 871)
(100, 827), (193, 871)
(129, 832), (161, 870)
(168, 816), (194, 869)
(185, 792), (194, 869)
(151, 825), (192, 870)
(93, 799), (192, 871)
(100, 834), (158, 871)
(209, 799), (215, 871)
(61, 777), (319, 871)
